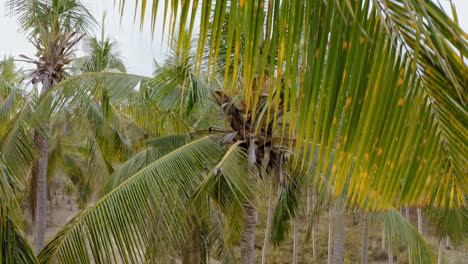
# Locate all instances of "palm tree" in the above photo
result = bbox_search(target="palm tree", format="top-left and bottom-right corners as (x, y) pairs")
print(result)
(1, 0), (465, 263)
(74, 13), (126, 74)
(117, 1), (466, 261)
(7, 0), (96, 251)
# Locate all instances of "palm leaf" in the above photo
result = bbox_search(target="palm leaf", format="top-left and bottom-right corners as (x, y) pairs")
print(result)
(38, 136), (224, 263)
(118, 0), (467, 210)
(377, 209), (435, 263)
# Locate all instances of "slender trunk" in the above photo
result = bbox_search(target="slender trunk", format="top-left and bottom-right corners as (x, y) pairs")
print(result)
(381, 228), (385, 249)
(405, 207), (412, 264)
(34, 80), (51, 253)
(293, 217), (299, 264)
(445, 236), (451, 250)
(328, 210), (333, 264)
(29, 132), (40, 222)
(333, 208), (345, 264)
(241, 202), (257, 264)
(47, 187), (53, 224)
(307, 189), (317, 261)
(361, 214), (369, 264)
(417, 208), (423, 235)
(312, 223), (317, 260)
(437, 239), (443, 264)
(34, 130), (49, 253)
(388, 242), (394, 264)
(261, 186), (274, 264)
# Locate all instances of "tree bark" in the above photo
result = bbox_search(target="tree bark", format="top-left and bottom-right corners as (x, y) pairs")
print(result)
(381, 227), (385, 249)
(328, 210), (333, 264)
(388, 242), (394, 264)
(261, 186), (273, 264)
(437, 239), (443, 264)
(34, 130), (49, 253)
(361, 214), (369, 264)
(405, 207), (410, 221)
(29, 131), (40, 222)
(333, 207), (345, 264)
(307, 189), (317, 261)
(417, 208), (423, 235)
(293, 217), (299, 264)
(241, 202), (257, 264)
(445, 236), (451, 250)
(34, 80), (51, 253)
(312, 194), (317, 261)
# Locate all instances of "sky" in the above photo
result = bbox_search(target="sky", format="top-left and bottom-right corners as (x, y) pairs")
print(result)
(0, 0), (467, 77)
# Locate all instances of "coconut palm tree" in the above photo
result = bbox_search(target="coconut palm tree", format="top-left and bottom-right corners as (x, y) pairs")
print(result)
(36, 44), (437, 264)
(120, 0), (467, 200)
(7, 0), (96, 252)
(73, 13), (126, 74)
(116, 1), (467, 261)
(1, 0), (466, 263)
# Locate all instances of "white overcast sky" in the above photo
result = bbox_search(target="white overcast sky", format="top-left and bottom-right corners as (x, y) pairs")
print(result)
(1, 0), (467, 77)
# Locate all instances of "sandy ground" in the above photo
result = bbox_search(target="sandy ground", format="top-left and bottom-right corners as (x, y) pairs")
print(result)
(25, 192), (79, 244)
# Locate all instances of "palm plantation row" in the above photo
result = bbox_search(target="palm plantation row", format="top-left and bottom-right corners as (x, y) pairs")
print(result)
(1, 0), (466, 263)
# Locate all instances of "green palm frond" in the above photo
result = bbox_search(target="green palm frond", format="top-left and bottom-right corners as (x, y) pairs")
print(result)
(377, 209), (435, 263)
(101, 133), (195, 195)
(37, 72), (147, 115)
(0, 160), (37, 263)
(0, 93), (37, 182)
(425, 206), (468, 244)
(119, 0), (467, 210)
(192, 141), (257, 244)
(7, 0), (96, 35)
(38, 136), (225, 263)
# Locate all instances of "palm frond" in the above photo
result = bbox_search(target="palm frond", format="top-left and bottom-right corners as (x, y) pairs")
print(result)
(192, 141), (257, 245)
(38, 136), (224, 263)
(0, 160), (37, 263)
(377, 209), (435, 263)
(118, 0), (467, 210)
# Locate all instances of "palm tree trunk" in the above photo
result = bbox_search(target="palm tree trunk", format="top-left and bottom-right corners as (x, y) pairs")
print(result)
(333, 207), (345, 264)
(405, 207), (412, 264)
(328, 210), (333, 264)
(437, 239), (443, 264)
(29, 137), (39, 222)
(417, 208), (423, 235)
(293, 217), (299, 264)
(312, 194), (317, 261)
(307, 189), (317, 261)
(241, 202), (257, 264)
(381, 228), (385, 249)
(34, 130), (49, 253)
(361, 213), (369, 264)
(261, 186), (273, 264)
(388, 242), (394, 264)
(445, 236), (451, 250)
(34, 81), (51, 253)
